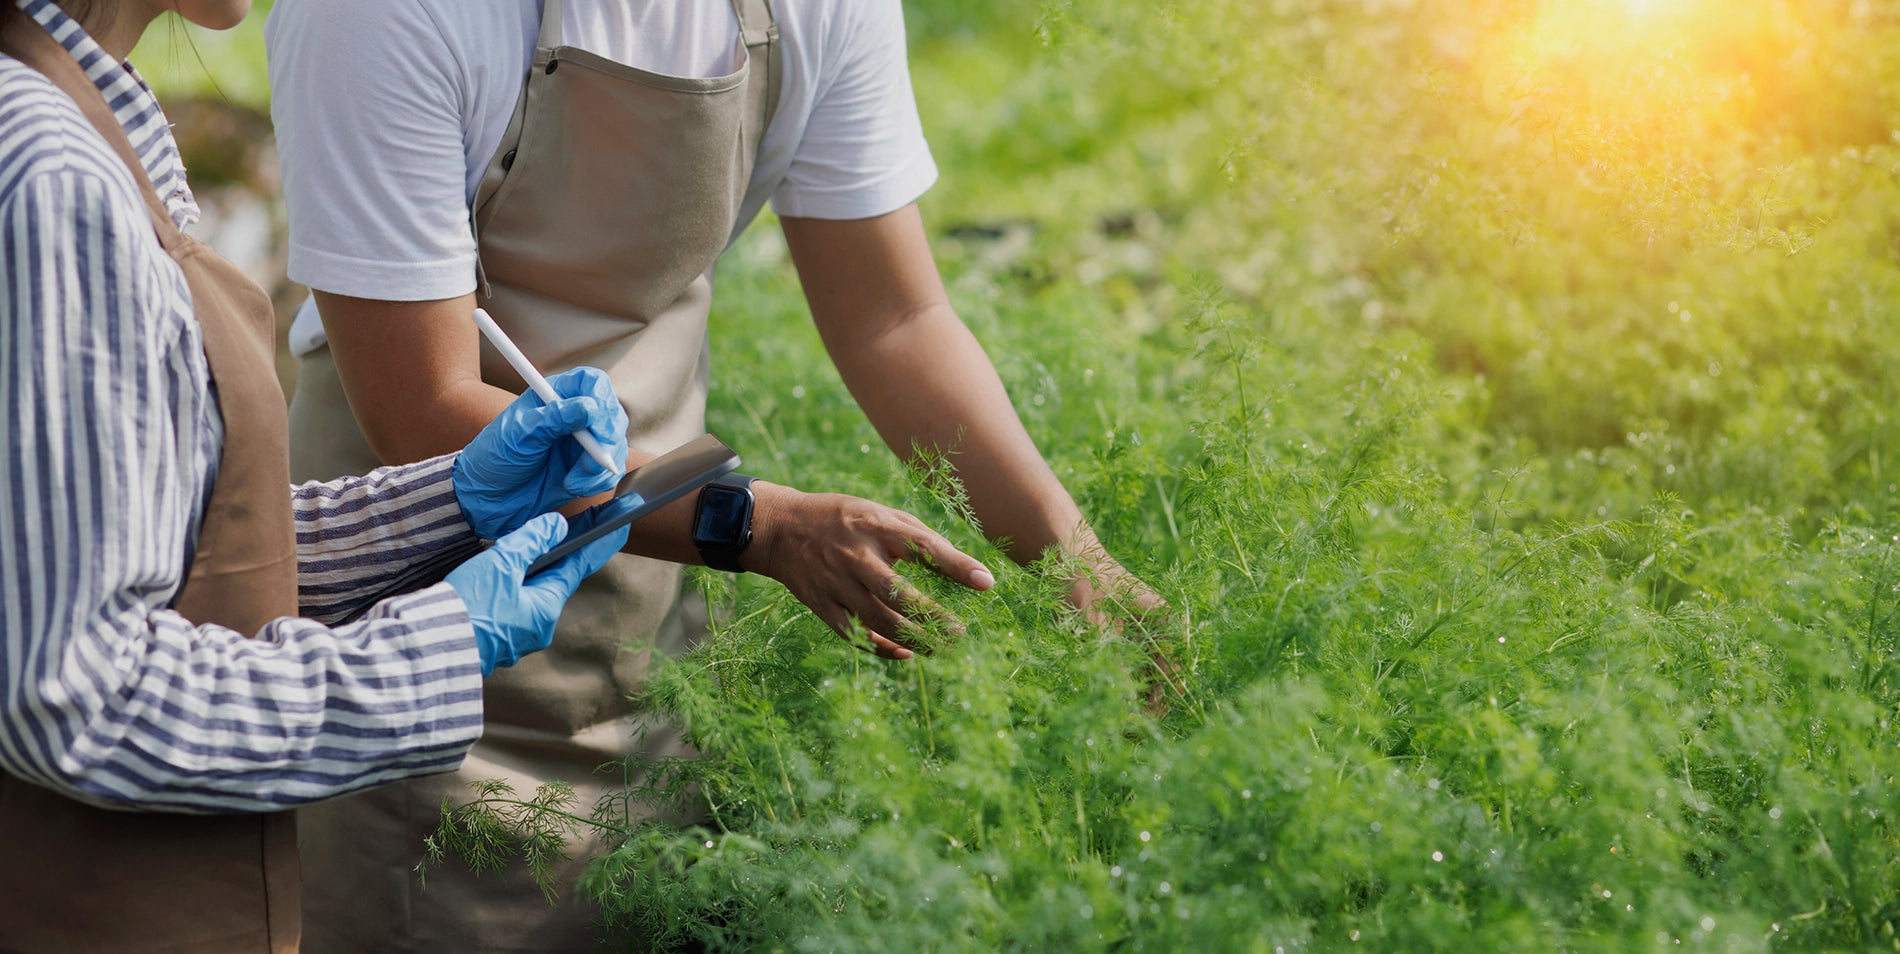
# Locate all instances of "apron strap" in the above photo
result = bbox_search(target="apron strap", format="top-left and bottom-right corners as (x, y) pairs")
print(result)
(538, 0), (564, 51)
(732, 0), (781, 133)
(732, 0), (779, 48)
(0, 13), (183, 251)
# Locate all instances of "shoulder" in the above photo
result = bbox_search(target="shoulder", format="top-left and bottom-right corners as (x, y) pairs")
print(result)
(0, 62), (183, 338)
(773, 0), (893, 33)
(0, 58), (143, 207)
(267, 0), (526, 61)
(773, 0), (908, 79)
(780, 0), (904, 42)
(266, 0), (530, 116)
(0, 61), (97, 182)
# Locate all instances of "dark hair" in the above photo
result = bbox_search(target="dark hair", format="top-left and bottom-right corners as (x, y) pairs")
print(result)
(1, 2), (114, 42)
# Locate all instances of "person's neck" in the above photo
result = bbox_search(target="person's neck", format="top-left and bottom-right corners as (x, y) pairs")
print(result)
(71, 2), (159, 61)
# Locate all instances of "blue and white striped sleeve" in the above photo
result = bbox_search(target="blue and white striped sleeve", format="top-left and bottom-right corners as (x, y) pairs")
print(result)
(292, 454), (478, 625)
(0, 166), (485, 815)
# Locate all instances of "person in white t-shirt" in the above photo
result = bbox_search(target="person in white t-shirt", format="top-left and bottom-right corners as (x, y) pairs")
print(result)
(266, 0), (1168, 949)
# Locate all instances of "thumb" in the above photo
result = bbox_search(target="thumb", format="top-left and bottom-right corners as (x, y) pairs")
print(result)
(525, 521), (627, 602)
(548, 366), (612, 400)
(488, 512), (571, 578)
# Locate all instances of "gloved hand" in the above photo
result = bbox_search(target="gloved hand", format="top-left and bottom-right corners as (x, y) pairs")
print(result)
(453, 367), (630, 540)
(445, 512), (630, 676)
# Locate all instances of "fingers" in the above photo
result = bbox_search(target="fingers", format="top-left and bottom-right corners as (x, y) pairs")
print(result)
(821, 562), (968, 661)
(533, 391), (626, 499)
(791, 562), (927, 661)
(574, 370), (631, 460)
(890, 521), (993, 592)
(887, 575), (964, 635)
(544, 365), (620, 442)
(815, 601), (914, 661)
(547, 367), (630, 453)
(846, 588), (925, 651)
(522, 395), (594, 447)
(534, 396), (622, 444)
(528, 520), (628, 599)
(845, 513), (985, 654)
(765, 493), (995, 661)
(859, 570), (965, 646)
(561, 443), (622, 499)
(563, 501), (608, 537)
(547, 366), (614, 403)
(508, 369), (625, 444)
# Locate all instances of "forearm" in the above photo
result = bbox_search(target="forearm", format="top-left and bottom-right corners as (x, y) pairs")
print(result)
(823, 302), (1094, 565)
(310, 295), (882, 575)
(782, 206), (1105, 566)
(345, 372), (704, 561)
(313, 290), (691, 555)
(0, 587), (483, 814)
(315, 291), (514, 463)
(293, 452), (480, 623)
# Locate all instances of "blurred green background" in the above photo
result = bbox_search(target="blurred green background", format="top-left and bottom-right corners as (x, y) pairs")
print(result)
(131, 1), (1900, 949)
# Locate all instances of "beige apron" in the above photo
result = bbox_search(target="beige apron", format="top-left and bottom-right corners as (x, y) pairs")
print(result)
(287, 1), (781, 949)
(0, 13), (301, 954)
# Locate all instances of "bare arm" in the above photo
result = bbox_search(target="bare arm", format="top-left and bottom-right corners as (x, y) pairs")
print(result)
(312, 290), (702, 562)
(782, 204), (1158, 613)
(312, 289), (991, 658)
(314, 291), (504, 459)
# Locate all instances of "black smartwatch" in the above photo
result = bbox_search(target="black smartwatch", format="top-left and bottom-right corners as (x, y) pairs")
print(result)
(693, 473), (756, 572)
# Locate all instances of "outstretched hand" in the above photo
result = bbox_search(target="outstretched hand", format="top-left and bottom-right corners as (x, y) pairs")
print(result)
(744, 483), (994, 660)
(1065, 553), (1167, 627)
(733, 479), (1178, 710)
(1064, 549), (1183, 715)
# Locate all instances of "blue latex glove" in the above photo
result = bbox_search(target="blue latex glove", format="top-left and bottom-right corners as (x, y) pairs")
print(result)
(453, 367), (630, 540)
(445, 512), (630, 676)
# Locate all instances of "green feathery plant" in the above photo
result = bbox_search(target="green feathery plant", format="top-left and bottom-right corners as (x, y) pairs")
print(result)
(421, 0), (1900, 949)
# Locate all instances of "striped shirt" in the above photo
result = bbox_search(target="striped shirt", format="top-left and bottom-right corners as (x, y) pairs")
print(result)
(0, 0), (485, 814)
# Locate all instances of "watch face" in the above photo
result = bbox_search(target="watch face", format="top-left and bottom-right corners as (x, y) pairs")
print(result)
(694, 484), (751, 548)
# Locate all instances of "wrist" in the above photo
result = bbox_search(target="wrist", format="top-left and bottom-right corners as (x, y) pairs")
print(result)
(996, 512), (1099, 569)
(447, 451), (490, 539)
(740, 480), (798, 575)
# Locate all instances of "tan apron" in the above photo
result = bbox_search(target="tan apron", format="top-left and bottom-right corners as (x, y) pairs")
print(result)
(286, 0), (782, 949)
(0, 13), (302, 954)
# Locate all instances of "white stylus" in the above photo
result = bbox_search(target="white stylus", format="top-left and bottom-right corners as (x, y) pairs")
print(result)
(471, 307), (622, 477)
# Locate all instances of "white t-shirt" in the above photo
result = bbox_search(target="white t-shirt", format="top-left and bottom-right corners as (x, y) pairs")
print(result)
(265, 0), (937, 357)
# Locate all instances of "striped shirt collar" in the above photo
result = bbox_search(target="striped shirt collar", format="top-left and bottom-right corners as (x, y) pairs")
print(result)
(14, 0), (199, 228)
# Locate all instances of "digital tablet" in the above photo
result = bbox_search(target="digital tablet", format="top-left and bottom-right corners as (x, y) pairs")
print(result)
(331, 434), (740, 625)
(524, 433), (741, 577)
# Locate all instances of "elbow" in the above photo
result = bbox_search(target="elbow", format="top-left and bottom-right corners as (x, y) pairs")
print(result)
(356, 418), (433, 468)
(0, 692), (134, 811)
(825, 299), (960, 357)
(349, 384), (488, 466)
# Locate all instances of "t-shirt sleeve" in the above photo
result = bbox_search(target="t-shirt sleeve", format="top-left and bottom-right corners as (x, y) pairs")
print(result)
(266, 0), (479, 302)
(770, 0), (938, 221)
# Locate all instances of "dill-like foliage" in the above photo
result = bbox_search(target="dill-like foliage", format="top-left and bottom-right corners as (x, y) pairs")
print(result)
(425, 0), (1900, 949)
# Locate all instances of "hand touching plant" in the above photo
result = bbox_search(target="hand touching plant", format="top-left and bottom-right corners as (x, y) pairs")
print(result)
(744, 482), (994, 660)
(1051, 530), (1181, 713)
